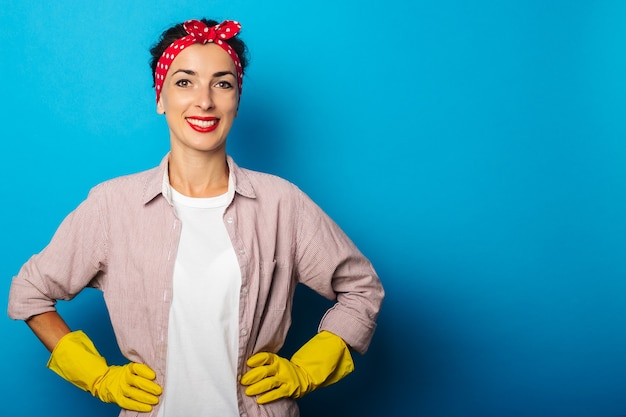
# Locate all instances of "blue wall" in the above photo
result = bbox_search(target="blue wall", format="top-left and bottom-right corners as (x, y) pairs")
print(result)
(2, 1), (626, 416)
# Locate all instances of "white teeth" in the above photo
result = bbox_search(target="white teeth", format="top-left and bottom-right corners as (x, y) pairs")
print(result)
(187, 118), (217, 128)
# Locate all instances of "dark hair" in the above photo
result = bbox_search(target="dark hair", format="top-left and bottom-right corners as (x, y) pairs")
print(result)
(149, 18), (249, 87)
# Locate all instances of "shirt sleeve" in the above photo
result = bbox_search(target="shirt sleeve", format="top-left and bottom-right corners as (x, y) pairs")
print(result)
(7, 188), (108, 321)
(294, 190), (384, 355)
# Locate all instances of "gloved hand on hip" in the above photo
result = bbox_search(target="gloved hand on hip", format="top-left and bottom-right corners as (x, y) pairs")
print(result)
(47, 330), (162, 412)
(241, 330), (354, 404)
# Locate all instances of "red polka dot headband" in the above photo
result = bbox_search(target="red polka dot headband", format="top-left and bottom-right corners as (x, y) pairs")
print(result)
(154, 19), (243, 103)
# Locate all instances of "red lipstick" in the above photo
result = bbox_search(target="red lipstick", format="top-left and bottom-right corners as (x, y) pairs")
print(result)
(186, 116), (219, 133)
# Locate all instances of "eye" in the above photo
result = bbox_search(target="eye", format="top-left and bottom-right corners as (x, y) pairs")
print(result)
(214, 80), (233, 89)
(175, 79), (191, 87)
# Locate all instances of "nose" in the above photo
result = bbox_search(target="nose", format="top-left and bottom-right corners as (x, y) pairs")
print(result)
(196, 86), (214, 110)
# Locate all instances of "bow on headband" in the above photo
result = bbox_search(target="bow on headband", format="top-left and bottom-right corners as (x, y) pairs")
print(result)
(154, 19), (243, 103)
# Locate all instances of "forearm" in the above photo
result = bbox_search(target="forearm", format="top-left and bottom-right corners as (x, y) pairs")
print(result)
(26, 311), (72, 352)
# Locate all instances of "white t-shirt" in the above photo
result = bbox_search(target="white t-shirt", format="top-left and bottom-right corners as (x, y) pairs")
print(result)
(157, 184), (241, 417)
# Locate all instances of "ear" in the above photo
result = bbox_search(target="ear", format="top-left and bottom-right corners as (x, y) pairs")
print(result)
(156, 96), (165, 115)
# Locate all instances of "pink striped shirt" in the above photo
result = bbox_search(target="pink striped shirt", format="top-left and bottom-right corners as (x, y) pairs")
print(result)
(8, 154), (384, 417)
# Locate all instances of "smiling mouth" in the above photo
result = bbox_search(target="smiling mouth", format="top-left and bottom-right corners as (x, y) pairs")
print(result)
(186, 117), (219, 132)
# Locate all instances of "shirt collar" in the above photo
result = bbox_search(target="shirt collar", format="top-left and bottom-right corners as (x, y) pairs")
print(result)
(141, 153), (256, 205)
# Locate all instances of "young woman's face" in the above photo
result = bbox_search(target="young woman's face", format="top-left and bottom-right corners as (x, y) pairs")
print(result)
(157, 43), (239, 156)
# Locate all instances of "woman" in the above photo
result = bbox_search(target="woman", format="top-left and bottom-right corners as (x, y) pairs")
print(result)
(8, 18), (384, 417)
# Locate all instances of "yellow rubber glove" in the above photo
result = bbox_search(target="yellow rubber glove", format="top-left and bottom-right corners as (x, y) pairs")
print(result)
(241, 330), (354, 404)
(47, 330), (162, 412)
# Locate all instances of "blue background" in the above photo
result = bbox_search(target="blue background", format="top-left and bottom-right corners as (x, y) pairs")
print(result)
(2, 1), (626, 416)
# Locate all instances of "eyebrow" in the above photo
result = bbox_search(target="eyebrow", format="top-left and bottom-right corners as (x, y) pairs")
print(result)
(213, 71), (237, 78)
(171, 69), (236, 78)
(172, 69), (197, 77)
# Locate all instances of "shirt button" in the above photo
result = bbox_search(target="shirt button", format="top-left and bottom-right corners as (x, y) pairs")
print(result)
(241, 286), (248, 295)
(239, 249), (246, 255)
(241, 328), (248, 336)
(227, 217), (234, 224)
(241, 413), (248, 417)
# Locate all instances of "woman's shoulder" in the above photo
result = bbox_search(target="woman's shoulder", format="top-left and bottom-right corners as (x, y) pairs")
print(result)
(234, 164), (304, 198)
(240, 166), (293, 186)
(88, 164), (163, 201)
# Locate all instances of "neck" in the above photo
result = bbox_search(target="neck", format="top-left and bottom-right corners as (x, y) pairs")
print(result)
(168, 149), (229, 198)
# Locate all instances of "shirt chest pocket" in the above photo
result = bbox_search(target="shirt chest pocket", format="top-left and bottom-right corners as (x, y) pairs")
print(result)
(255, 259), (294, 316)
